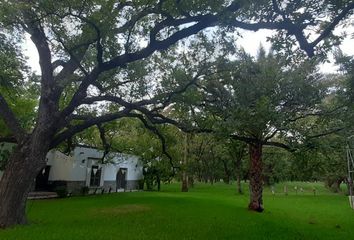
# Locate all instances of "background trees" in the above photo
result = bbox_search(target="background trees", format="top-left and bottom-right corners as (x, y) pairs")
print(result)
(0, 0), (354, 228)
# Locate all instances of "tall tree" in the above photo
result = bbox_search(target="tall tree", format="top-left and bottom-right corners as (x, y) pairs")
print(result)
(193, 49), (327, 211)
(0, 0), (353, 227)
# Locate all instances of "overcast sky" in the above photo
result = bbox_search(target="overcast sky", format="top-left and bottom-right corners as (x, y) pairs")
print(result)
(24, 28), (354, 74)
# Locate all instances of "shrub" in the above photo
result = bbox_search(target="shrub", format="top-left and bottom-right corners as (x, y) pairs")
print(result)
(54, 186), (68, 198)
(138, 179), (145, 190)
(81, 186), (89, 195)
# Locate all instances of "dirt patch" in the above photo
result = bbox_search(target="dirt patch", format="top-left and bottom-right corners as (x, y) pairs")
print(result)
(91, 204), (151, 216)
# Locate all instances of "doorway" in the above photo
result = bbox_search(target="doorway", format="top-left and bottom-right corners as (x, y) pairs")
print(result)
(90, 165), (102, 187)
(116, 168), (127, 190)
(35, 166), (51, 191)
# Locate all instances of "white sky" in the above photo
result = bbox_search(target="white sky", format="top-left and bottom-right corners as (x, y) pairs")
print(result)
(24, 28), (354, 74)
(236, 28), (354, 73)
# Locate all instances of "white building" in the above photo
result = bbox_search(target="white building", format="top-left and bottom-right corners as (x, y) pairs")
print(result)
(0, 144), (143, 194)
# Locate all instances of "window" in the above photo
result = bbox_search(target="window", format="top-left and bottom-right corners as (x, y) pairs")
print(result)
(90, 165), (102, 186)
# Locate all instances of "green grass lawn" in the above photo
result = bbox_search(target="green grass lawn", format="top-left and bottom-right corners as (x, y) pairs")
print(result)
(0, 182), (353, 240)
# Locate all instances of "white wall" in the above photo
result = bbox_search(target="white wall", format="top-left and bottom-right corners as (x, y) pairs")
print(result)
(103, 154), (143, 181)
(47, 151), (78, 181)
(47, 147), (143, 185)
(0, 144), (143, 185)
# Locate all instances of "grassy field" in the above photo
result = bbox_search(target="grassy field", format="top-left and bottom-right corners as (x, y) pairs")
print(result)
(0, 182), (353, 240)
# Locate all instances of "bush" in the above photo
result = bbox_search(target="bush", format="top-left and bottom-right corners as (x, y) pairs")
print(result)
(138, 179), (145, 190)
(54, 186), (68, 198)
(81, 186), (89, 195)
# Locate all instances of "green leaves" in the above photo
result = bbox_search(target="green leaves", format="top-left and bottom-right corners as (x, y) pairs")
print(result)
(0, 34), (26, 90)
(0, 32), (37, 137)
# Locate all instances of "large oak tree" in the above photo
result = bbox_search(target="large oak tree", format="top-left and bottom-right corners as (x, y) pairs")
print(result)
(0, 0), (353, 228)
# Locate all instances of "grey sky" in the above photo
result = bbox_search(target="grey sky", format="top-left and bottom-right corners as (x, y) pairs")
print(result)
(24, 29), (354, 74)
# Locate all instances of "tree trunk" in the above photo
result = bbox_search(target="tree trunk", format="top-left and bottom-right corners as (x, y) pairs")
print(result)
(0, 141), (48, 228)
(237, 174), (243, 194)
(181, 173), (189, 192)
(156, 174), (161, 192)
(188, 176), (194, 188)
(223, 176), (230, 184)
(333, 179), (341, 193)
(222, 159), (230, 184)
(181, 134), (189, 192)
(248, 142), (264, 212)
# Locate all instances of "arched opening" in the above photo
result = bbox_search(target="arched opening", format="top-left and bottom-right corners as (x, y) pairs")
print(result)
(90, 165), (102, 187)
(35, 166), (51, 191)
(116, 168), (127, 191)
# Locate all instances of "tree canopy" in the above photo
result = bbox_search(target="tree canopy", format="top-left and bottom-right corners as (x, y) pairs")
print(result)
(1, 0), (354, 228)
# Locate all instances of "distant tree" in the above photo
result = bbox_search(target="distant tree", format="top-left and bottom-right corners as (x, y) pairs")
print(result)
(262, 147), (292, 186)
(227, 139), (248, 194)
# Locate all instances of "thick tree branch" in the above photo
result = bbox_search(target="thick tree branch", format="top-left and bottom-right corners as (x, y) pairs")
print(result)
(126, 112), (177, 169)
(23, 19), (54, 86)
(102, 18), (216, 72)
(59, 68), (101, 119)
(80, 68), (206, 112)
(102, 2), (242, 72)
(230, 131), (294, 152)
(96, 123), (110, 163)
(287, 105), (346, 122)
(307, 127), (345, 139)
(52, 60), (66, 70)
(230, 134), (257, 144)
(52, 29), (90, 78)
(227, 1), (354, 57)
(51, 108), (132, 148)
(311, 2), (354, 48)
(69, 13), (104, 67)
(263, 141), (294, 152)
(263, 129), (279, 142)
(0, 136), (17, 143)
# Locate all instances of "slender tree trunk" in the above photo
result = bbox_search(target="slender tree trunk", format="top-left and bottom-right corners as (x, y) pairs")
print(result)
(222, 159), (231, 184)
(0, 141), (48, 228)
(248, 142), (264, 212)
(157, 174), (161, 192)
(237, 174), (243, 194)
(181, 134), (189, 192)
(181, 173), (189, 192)
(333, 180), (341, 193)
(188, 176), (194, 188)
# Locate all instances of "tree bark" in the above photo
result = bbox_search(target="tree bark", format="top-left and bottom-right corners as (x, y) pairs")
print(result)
(222, 159), (231, 184)
(181, 134), (189, 192)
(0, 103), (55, 228)
(181, 174), (189, 192)
(156, 174), (161, 192)
(248, 142), (264, 212)
(237, 174), (243, 194)
(0, 141), (48, 228)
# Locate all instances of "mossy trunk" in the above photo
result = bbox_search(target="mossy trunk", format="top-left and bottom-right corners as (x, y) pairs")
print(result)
(248, 142), (264, 212)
